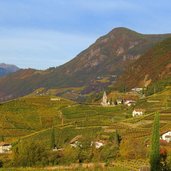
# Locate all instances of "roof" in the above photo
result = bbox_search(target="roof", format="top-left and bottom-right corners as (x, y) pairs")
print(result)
(70, 135), (83, 144)
(161, 131), (171, 135)
(133, 109), (145, 112)
(0, 142), (11, 146)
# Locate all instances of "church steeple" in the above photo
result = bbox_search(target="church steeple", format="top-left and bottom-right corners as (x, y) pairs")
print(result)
(101, 91), (108, 106)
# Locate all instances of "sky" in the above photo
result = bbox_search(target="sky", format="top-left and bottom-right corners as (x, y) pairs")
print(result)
(0, 0), (171, 69)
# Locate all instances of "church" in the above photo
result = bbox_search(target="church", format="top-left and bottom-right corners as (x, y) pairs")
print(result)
(101, 91), (110, 106)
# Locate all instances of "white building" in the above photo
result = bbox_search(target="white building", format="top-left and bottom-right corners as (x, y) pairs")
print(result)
(161, 131), (171, 143)
(50, 97), (61, 101)
(116, 99), (123, 104)
(101, 91), (108, 106)
(91, 141), (104, 149)
(0, 142), (12, 153)
(131, 88), (143, 93)
(132, 109), (145, 117)
(124, 100), (136, 107)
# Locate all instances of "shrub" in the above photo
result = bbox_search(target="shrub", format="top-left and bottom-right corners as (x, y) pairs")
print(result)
(100, 143), (118, 162)
(13, 140), (48, 167)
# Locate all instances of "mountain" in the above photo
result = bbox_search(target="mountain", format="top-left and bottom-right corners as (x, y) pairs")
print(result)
(0, 27), (170, 101)
(0, 63), (19, 77)
(115, 37), (171, 91)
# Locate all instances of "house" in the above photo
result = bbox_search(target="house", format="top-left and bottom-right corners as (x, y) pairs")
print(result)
(0, 142), (12, 153)
(124, 100), (136, 106)
(116, 99), (123, 105)
(91, 141), (104, 149)
(70, 135), (105, 149)
(161, 131), (171, 143)
(50, 97), (61, 101)
(132, 109), (145, 117)
(70, 135), (83, 148)
(131, 87), (143, 93)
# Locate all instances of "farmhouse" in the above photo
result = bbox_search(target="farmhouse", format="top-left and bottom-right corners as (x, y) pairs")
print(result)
(50, 97), (61, 101)
(70, 135), (104, 149)
(116, 99), (123, 104)
(131, 87), (143, 93)
(161, 131), (171, 143)
(91, 141), (104, 149)
(124, 100), (136, 106)
(70, 135), (83, 148)
(132, 109), (145, 117)
(0, 142), (12, 153)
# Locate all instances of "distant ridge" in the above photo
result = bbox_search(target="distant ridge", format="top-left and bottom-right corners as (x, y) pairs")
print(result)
(0, 63), (19, 77)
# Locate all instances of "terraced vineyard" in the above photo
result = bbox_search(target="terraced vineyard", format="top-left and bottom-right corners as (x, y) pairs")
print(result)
(0, 95), (130, 144)
(0, 87), (170, 170)
(1, 86), (171, 146)
(121, 86), (171, 139)
(0, 96), (74, 142)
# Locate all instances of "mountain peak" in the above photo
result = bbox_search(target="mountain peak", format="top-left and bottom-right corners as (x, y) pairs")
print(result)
(0, 63), (20, 77)
(109, 27), (140, 35)
(0, 63), (19, 72)
(0, 28), (170, 102)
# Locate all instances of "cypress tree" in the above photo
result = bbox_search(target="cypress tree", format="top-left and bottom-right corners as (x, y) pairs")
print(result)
(150, 112), (160, 171)
(114, 130), (119, 148)
(51, 126), (56, 149)
(0, 135), (4, 142)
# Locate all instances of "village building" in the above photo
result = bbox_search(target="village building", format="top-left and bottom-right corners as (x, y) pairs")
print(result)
(101, 91), (130, 107)
(91, 141), (104, 149)
(132, 109), (145, 117)
(70, 135), (83, 148)
(161, 131), (171, 143)
(70, 135), (104, 149)
(50, 97), (61, 101)
(101, 91), (108, 106)
(0, 142), (12, 154)
(131, 87), (143, 93)
(124, 100), (136, 106)
(116, 99), (123, 104)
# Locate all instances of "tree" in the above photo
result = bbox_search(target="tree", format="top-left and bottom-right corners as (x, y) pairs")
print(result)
(109, 130), (121, 148)
(150, 112), (160, 171)
(13, 140), (48, 167)
(0, 160), (3, 168)
(100, 143), (118, 162)
(159, 148), (170, 171)
(120, 137), (147, 159)
(0, 135), (4, 142)
(114, 130), (121, 148)
(77, 137), (92, 163)
(51, 126), (56, 149)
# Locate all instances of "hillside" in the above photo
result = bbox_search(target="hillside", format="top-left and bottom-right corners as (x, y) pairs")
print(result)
(0, 87), (170, 168)
(0, 95), (129, 143)
(115, 38), (171, 90)
(0, 63), (19, 77)
(1, 86), (170, 144)
(0, 28), (171, 101)
(0, 87), (170, 170)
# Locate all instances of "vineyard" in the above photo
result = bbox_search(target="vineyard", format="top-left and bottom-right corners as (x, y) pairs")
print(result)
(0, 87), (170, 170)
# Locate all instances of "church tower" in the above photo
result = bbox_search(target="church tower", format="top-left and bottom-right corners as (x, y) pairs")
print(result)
(101, 91), (108, 106)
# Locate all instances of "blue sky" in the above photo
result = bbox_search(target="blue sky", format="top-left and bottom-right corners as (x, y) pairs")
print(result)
(0, 0), (171, 69)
